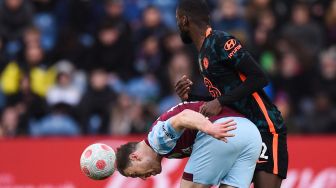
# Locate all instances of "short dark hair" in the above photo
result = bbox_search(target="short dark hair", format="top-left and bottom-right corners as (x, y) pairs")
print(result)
(177, 0), (210, 25)
(116, 142), (138, 175)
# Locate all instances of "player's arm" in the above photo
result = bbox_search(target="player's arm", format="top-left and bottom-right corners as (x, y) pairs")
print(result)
(170, 109), (236, 142)
(215, 36), (269, 106)
(217, 52), (269, 105)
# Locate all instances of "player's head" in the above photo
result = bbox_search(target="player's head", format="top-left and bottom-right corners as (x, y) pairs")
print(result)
(176, 0), (210, 44)
(116, 141), (162, 179)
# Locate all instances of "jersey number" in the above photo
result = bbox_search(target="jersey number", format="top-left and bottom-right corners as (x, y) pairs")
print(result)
(260, 142), (269, 160)
(204, 77), (221, 98)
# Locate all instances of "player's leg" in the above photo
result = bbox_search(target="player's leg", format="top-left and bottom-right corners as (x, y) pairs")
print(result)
(253, 171), (282, 188)
(180, 179), (211, 188)
(182, 117), (262, 188)
(220, 117), (262, 188)
(254, 133), (288, 188)
(182, 128), (239, 186)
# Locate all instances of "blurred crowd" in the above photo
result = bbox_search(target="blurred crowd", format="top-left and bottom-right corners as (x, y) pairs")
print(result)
(0, 0), (335, 138)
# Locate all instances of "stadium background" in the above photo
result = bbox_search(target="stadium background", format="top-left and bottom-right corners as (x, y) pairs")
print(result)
(0, 0), (335, 187)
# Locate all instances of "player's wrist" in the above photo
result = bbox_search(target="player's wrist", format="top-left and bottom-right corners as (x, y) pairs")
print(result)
(202, 124), (211, 134)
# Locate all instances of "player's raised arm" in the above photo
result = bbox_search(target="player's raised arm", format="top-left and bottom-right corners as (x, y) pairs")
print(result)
(170, 109), (236, 142)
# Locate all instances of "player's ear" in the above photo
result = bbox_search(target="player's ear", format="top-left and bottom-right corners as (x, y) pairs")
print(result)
(129, 153), (140, 161)
(181, 15), (189, 27)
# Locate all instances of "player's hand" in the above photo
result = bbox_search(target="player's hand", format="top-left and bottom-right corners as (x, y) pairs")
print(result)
(205, 119), (236, 143)
(199, 99), (222, 117)
(175, 75), (193, 101)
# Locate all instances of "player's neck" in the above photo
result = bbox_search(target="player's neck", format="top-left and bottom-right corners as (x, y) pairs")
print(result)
(190, 24), (211, 52)
(140, 141), (157, 156)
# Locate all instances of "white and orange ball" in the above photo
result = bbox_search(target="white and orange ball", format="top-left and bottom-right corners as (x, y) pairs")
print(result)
(80, 143), (116, 180)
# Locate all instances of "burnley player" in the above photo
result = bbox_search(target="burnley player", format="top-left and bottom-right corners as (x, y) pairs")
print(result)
(116, 102), (262, 188)
(174, 0), (288, 188)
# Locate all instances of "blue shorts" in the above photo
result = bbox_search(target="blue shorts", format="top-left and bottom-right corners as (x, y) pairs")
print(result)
(183, 117), (262, 188)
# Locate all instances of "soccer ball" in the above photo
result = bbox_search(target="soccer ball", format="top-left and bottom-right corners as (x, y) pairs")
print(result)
(80, 143), (116, 180)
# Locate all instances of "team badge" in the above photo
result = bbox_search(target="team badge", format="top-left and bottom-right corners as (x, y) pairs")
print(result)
(203, 57), (209, 69)
(224, 39), (236, 51)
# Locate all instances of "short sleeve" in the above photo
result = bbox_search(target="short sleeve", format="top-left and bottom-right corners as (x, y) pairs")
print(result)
(215, 34), (246, 67)
(147, 119), (184, 155)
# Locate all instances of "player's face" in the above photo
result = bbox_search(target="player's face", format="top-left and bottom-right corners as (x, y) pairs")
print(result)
(123, 154), (162, 180)
(176, 9), (193, 44)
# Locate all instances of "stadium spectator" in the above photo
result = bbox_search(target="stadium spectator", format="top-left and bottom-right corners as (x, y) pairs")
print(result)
(52, 27), (88, 69)
(325, 0), (336, 45)
(66, 0), (102, 35)
(23, 26), (41, 48)
(102, 0), (132, 49)
(0, 124), (3, 137)
(312, 47), (336, 105)
(103, 0), (128, 28)
(249, 9), (277, 63)
(274, 52), (309, 113)
(0, 0), (33, 41)
(32, 0), (57, 13)
(90, 21), (134, 80)
(1, 45), (55, 97)
(78, 68), (116, 135)
(32, 6), (58, 51)
(0, 105), (20, 137)
(29, 103), (80, 136)
(135, 6), (169, 44)
(158, 52), (193, 114)
(46, 60), (82, 107)
(282, 2), (324, 61)
(134, 35), (161, 76)
(212, 0), (249, 43)
(150, 0), (178, 29)
(126, 74), (160, 104)
(161, 31), (185, 63)
(298, 92), (336, 133)
(246, 0), (271, 28)
(6, 74), (47, 135)
(110, 93), (133, 135)
(0, 37), (7, 69)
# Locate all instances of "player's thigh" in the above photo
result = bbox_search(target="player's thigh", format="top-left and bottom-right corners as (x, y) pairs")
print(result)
(254, 133), (287, 188)
(221, 136), (261, 188)
(183, 132), (238, 185)
(253, 171), (282, 188)
(255, 133), (288, 178)
(180, 179), (211, 188)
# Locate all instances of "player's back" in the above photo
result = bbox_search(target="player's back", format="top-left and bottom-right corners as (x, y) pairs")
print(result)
(198, 29), (286, 134)
(145, 101), (244, 159)
(184, 113), (262, 187)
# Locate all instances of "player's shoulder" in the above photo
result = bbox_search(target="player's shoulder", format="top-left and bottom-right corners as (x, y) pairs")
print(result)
(211, 30), (244, 59)
(211, 30), (238, 43)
